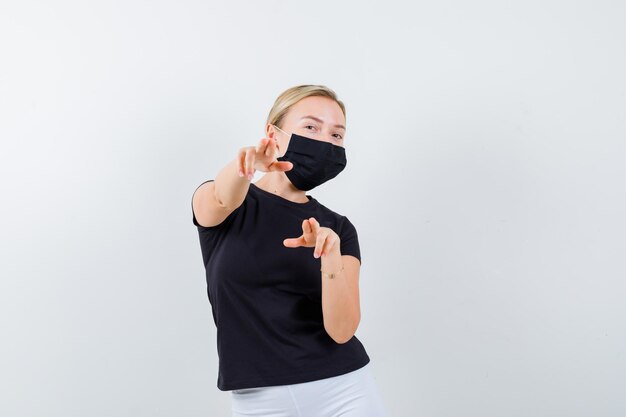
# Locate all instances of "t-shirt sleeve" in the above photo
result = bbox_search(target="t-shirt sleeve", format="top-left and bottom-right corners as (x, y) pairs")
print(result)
(192, 179), (213, 227)
(339, 216), (361, 265)
(192, 179), (240, 267)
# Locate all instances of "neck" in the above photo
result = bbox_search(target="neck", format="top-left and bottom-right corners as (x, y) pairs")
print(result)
(254, 172), (308, 203)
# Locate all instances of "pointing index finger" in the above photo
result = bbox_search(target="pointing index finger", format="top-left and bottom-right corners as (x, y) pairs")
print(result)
(309, 217), (320, 233)
(303, 219), (312, 234)
(256, 138), (268, 154)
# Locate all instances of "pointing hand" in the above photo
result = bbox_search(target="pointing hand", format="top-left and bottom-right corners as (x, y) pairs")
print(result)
(283, 217), (340, 258)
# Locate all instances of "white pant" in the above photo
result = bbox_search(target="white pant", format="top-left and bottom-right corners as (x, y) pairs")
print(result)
(231, 363), (389, 417)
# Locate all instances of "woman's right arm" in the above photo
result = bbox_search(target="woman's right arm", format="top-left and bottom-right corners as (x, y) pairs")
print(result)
(192, 137), (292, 228)
(192, 157), (250, 228)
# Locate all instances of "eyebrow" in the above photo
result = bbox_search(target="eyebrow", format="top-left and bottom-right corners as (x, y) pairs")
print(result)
(300, 115), (346, 131)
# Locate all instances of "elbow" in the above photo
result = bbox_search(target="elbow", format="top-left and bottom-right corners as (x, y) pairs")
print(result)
(325, 316), (360, 344)
(332, 334), (354, 344)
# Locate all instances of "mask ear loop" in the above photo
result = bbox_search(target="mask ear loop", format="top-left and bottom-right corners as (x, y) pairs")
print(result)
(271, 124), (288, 159)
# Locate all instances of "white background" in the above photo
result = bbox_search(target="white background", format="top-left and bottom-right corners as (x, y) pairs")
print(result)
(1, 1), (625, 416)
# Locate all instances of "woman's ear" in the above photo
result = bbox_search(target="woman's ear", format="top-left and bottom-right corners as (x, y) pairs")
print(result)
(266, 123), (283, 156)
(265, 123), (274, 139)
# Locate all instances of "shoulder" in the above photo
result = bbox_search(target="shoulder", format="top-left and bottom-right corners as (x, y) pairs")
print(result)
(314, 199), (345, 219)
(313, 201), (357, 235)
(192, 179), (250, 232)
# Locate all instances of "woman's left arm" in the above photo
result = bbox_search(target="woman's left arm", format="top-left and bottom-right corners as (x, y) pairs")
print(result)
(320, 250), (361, 344)
(283, 217), (362, 344)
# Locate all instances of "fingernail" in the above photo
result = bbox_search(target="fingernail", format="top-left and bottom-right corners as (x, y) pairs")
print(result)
(239, 170), (243, 177)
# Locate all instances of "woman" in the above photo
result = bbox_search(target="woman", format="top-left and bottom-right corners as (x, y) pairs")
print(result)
(191, 85), (389, 416)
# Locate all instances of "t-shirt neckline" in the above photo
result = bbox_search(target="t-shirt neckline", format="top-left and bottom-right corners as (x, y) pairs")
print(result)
(250, 183), (317, 207)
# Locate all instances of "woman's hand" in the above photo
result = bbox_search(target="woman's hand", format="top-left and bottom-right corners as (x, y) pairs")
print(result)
(237, 137), (293, 180)
(283, 217), (341, 258)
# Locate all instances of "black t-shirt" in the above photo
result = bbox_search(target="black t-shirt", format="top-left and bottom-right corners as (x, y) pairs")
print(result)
(191, 180), (370, 391)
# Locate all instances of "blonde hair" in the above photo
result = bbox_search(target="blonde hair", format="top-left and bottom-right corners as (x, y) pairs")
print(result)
(266, 84), (346, 129)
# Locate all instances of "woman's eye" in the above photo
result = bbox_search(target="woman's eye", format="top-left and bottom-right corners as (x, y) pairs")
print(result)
(305, 125), (316, 130)
(333, 134), (343, 140)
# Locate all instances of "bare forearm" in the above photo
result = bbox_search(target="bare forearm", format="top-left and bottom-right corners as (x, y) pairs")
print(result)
(213, 157), (250, 210)
(320, 250), (359, 343)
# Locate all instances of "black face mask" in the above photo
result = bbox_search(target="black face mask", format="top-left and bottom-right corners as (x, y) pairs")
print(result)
(275, 129), (347, 191)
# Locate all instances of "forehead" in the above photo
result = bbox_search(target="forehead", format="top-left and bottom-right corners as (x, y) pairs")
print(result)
(286, 96), (345, 126)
